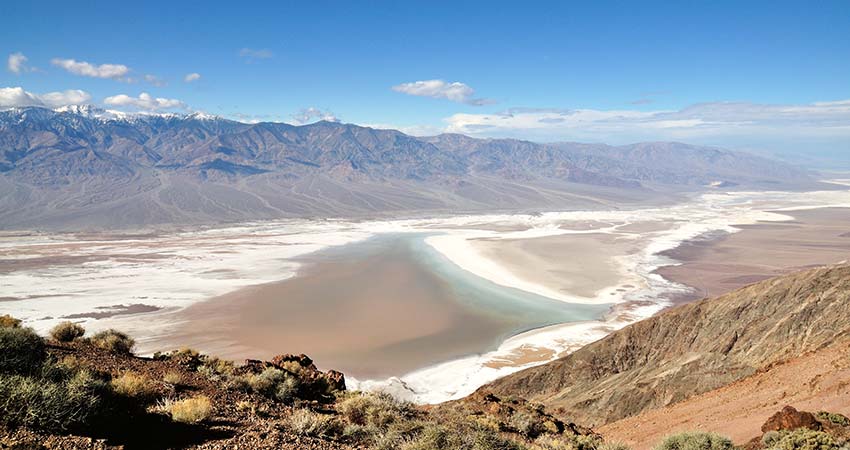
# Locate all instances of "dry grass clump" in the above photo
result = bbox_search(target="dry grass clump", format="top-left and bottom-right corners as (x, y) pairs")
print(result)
(530, 434), (622, 450)
(337, 391), (416, 428)
(90, 329), (135, 354)
(162, 371), (183, 386)
(111, 372), (158, 399)
(243, 367), (301, 403)
(0, 314), (21, 328)
(50, 321), (85, 342)
(285, 408), (341, 438)
(654, 432), (734, 450)
(160, 395), (212, 424)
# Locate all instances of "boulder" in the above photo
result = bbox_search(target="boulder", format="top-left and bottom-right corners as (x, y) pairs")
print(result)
(762, 406), (821, 433)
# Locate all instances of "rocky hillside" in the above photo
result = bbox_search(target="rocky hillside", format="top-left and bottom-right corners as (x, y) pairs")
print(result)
(0, 106), (818, 229)
(0, 316), (600, 450)
(483, 264), (850, 427)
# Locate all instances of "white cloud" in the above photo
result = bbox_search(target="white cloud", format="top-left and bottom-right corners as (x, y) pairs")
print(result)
(7, 53), (31, 74)
(0, 86), (91, 108)
(51, 58), (131, 80)
(184, 72), (201, 82)
(103, 92), (187, 111)
(239, 48), (274, 62)
(392, 79), (493, 106)
(442, 100), (850, 142)
(290, 107), (338, 125)
(143, 74), (166, 87)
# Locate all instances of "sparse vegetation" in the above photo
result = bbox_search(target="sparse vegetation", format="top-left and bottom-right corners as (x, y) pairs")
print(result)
(163, 370), (183, 385)
(0, 366), (111, 432)
(49, 321), (85, 342)
(285, 408), (341, 438)
(763, 428), (841, 450)
(111, 372), (158, 399)
(817, 411), (850, 427)
(0, 326), (47, 374)
(90, 329), (135, 354)
(337, 391), (416, 428)
(654, 432), (735, 450)
(0, 314), (22, 328)
(163, 395), (212, 424)
(243, 366), (301, 403)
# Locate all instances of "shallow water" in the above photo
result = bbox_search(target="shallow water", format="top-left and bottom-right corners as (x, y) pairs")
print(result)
(136, 233), (609, 379)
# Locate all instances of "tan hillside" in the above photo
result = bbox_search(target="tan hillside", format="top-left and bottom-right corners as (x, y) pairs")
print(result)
(482, 264), (850, 427)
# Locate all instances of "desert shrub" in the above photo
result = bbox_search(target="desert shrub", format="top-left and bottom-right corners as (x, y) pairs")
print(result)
(0, 368), (110, 432)
(0, 314), (21, 328)
(164, 395), (212, 424)
(246, 367), (301, 403)
(509, 410), (547, 439)
(816, 411), (850, 427)
(0, 326), (46, 374)
(50, 321), (85, 342)
(532, 434), (609, 450)
(337, 391), (416, 428)
(598, 443), (632, 450)
(764, 429), (840, 450)
(200, 356), (234, 377)
(655, 432), (734, 450)
(401, 421), (523, 450)
(111, 372), (158, 400)
(163, 371), (183, 385)
(90, 329), (135, 354)
(285, 408), (341, 437)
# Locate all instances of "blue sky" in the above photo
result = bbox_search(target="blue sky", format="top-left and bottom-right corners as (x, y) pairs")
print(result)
(2, 1), (849, 161)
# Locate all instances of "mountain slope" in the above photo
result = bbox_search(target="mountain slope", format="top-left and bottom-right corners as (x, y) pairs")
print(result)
(481, 264), (850, 427)
(598, 339), (850, 449)
(0, 106), (818, 229)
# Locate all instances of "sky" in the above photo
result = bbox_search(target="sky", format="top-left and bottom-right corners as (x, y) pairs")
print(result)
(2, 0), (849, 164)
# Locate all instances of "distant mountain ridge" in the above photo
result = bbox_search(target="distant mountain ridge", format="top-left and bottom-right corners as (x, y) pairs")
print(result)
(0, 106), (817, 229)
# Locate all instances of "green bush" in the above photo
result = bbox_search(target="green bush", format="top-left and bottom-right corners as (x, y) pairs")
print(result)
(50, 321), (86, 342)
(655, 432), (734, 450)
(90, 329), (135, 354)
(816, 411), (850, 427)
(532, 434), (607, 450)
(0, 368), (110, 432)
(0, 326), (46, 374)
(0, 314), (21, 328)
(764, 429), (840, 450)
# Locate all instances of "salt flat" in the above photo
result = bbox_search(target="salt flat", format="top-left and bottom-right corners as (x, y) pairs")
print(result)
(1, 184), (849, 403)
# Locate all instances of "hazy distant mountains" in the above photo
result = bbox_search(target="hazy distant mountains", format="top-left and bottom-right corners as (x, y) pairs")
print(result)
(0, 106), (816, 229)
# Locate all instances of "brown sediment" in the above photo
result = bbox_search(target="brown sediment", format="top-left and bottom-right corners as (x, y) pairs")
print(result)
(656, 207), (850, 299)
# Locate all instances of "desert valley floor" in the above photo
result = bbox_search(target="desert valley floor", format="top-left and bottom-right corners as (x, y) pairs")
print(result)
(2, 182), (850, 403)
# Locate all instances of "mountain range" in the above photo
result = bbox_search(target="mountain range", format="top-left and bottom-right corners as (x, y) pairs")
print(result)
(0, 106), (819, 229)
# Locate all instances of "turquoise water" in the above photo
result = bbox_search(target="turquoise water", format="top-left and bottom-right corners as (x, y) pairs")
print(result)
(307, 232), (611, 349)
